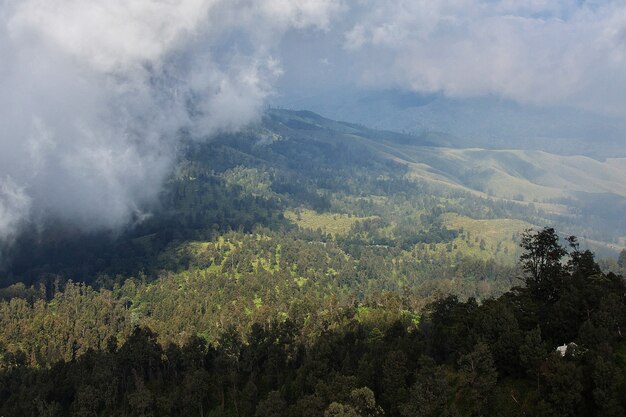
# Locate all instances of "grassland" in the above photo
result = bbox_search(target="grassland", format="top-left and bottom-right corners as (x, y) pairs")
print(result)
(285, 209), (379, 236)
(440, 214), (532, 263)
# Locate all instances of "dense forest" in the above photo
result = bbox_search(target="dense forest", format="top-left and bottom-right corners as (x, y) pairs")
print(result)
(0, 228), (625, 416)
(0, 110), (625, 416)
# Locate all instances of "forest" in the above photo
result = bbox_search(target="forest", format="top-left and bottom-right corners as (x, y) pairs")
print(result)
(0, 228), (625, 416)
(4, 110), (621, 289)
(0, 110), (625, 416)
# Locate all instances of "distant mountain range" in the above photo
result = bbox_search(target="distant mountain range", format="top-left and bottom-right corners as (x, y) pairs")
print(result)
(274, 90), (626, 159)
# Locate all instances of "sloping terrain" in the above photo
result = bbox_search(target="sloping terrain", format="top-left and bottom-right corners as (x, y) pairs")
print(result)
(267, 110), (626, 200)
(278, 90), (626, 158)
(1, 109), (626, 417)
(265, 109), (626, 248)
(2, 109), (623, 288)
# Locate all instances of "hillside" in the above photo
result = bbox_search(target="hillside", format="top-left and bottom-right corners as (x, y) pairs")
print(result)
(2, 109), (623, 289)
(264, 110), (626, 248)
(1, 225), (625, 417)
(1, 110), (625, 417)
(277, 91), (626, 158)
(3, 1), (626, 415)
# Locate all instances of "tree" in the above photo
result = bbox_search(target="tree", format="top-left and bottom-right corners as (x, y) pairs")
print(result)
(255, 391), (287, 417)
(536, 355), (583, 417)
(400, 356), (457, 417)
(71, 385), (99, 417)
(349, 387), (383, 417)
(591, 355), (626, 417)
(324, 388), (383, 417)
(183, 369), (210, 417)
(518, 326), (546, 383)
(127, 375), (154, 417)
(457, 342), (498, 417)
(472, 300), (522, 375)
(381, 350), (408, 414)
(519, 228), (567, 301)
(566, 236), (601, 278)
(325, 402), (361, 417)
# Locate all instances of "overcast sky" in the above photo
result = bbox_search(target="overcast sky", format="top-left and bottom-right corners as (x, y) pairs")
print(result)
(277, 0), (626, 116)
(1, 0), (625, 242)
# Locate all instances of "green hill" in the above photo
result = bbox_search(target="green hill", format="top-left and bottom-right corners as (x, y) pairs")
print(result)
(2, 109), (624, 288)
(1, 110), (625, 417)
(265, 109), (626, 247)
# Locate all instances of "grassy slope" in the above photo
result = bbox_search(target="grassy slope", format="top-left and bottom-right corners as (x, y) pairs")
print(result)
(440, 214), (530, 264)
(285, 209), (379, 236)
(267, 110), (626, 252)
(269, 110), (626, 202)
(357, 140), (626, 202)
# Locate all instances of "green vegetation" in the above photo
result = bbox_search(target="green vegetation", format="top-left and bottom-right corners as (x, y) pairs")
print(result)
(0, 228), (518, 369)
(440, 214), (530, 264)
(285, 209), (379, 236)
(0, 228), (624, 417)
(2, 110), (622, 288)
(0, 110), (625, 416)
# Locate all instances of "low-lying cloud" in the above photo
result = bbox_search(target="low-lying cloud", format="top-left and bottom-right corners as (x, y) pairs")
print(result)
(0, 0), (341, 243)
(2, 0), (625, 247)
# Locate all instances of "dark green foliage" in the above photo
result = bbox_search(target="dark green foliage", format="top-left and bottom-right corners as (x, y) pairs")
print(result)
(456, 342), (498, 416)
(0, 230), (624, 417)
(1, 111), (569, 290)
(255, 391), (286, 417)
(536, 355), (584, 417)
(519, 227), (567, 301)
(399, 356), (458, 417)
(590, 354), (626, 417)
(518, 326), (546, 380)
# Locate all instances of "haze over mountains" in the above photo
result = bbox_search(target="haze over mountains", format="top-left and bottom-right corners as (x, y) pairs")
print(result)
(264, 110), (626, 250)
(275, 90), (626, 158)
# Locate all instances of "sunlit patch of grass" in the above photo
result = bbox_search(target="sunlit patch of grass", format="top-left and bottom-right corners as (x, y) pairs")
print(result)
(438, 213), (533, 263)
(285, 209), (379, 236)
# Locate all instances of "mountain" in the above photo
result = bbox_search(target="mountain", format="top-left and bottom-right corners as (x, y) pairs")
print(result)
(279, 109), (626, 198)
(1, 110), (625, 417)
(263, 109), (626, 247)
(275, 90), (626, 158)
(2, 109), (623, 289)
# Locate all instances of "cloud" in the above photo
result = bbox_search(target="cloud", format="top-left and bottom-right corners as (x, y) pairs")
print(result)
(342, 0), (626, 115)
(0, 0), (341, 241)
(2, 0), (623, 245)
(0, 178), (30, 243)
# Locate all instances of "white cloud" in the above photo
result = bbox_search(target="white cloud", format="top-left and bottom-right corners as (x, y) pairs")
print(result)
(2, 0), (623, 242)
(8, 0), (211, 73)
(0, 0), (341, 241)
(342, 0), (626, 115)
(0, 178), (30, 243)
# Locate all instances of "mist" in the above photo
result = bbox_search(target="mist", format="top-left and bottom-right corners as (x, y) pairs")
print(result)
(2, 0), (626, 246)
(277, 0), (626, 114)
(0, 0), (341, 244)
